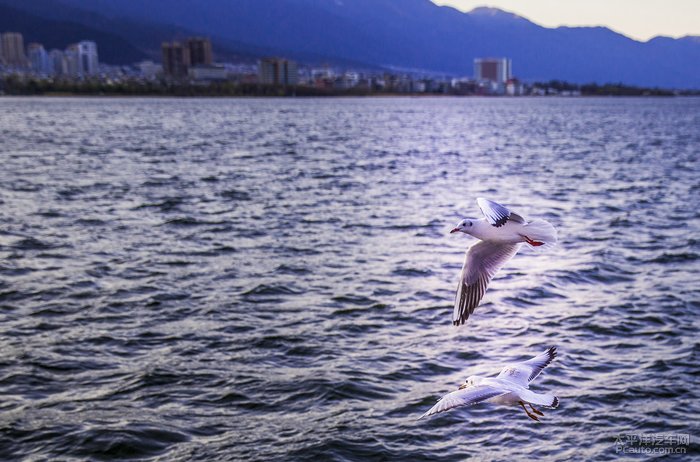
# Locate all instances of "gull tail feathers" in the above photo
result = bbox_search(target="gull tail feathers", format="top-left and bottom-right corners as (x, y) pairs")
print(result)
(521, 219), (557, 249)
(518, 389), (559, 408)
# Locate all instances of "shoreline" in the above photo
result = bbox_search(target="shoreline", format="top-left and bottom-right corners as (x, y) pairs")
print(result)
(1, 78), (695, 98)
(0, 90), (694, 99)
(0, 93), (693, 99)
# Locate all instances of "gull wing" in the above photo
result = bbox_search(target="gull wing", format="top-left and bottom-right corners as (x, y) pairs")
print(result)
(419, 385), (507, 420)
(497, 346), (558, 386)
(477, 197), (512, 227)
(453, 241), (521, 325)
(509, 212), (527, 224)
(476, 198), (526, 226)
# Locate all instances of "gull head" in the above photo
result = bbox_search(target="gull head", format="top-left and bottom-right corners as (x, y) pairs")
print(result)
(458, 375), (483, 389)
(450, 219), (474, 235)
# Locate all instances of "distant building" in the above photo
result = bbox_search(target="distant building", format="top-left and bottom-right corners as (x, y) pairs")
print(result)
(187, 37), (213, 67)
(505, 78), (523, 96)
(49, 49), (67, 76)
(77, 41), (99, 75)
(161, 37), (214, 77)
(333, 72), (359, 90)
(162, 41), (190, 77)
(1, 32), (28, 68)
(259, 57), (298, 85)
(64, 45), (81, 77)
(474, 57), (512, 84)
(189, 64), (227, 81)
(411, 80), (426, 93)
(27, 43), (51, 74)
(137, 60), (162, 79)
(63, 41), (99, 77)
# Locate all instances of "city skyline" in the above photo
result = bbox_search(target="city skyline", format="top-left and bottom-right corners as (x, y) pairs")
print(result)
(1, 0), (698, 88)
(0, 31), (99, 78)
(432, 0), (700, 42)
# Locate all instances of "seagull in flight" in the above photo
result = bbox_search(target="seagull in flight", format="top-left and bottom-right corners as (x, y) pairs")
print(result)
(450, 198), (557, 325)
(420, 346), (559, 422)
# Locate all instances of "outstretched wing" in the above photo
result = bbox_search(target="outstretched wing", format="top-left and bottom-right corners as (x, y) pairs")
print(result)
(477, 198), (526, 227)
(419, 385), (507, 420)
(477, 198), (511, 227)
(497, 346), (558, 386)
(453, 241), (521, 325)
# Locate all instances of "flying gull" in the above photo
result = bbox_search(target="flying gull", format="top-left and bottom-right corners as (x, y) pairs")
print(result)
(420, 346), (559, 421)
(450, 198), (557, 325)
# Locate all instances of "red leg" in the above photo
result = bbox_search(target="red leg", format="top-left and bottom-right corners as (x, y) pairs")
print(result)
(523, 235), (544, 246)
(519, 401), (540, 421)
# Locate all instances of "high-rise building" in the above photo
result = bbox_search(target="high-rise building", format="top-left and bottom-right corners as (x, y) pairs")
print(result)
(1, 32), (28, 68)
(259, 57), (298, 85)
(64, 44), (81, 77)
(63, 41), (99, 77)
(162, 41), (190, 77)
(187, 37), (213, 67)
(474, 57), (512, 84)
(49, 49), (67, 76)
(27, 43), (51, 74)
(77, 41), (99, 75)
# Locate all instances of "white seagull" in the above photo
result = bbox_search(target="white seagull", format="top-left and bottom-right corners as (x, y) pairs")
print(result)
(449, 198), (557, 325)
(420, 346), (559, 421)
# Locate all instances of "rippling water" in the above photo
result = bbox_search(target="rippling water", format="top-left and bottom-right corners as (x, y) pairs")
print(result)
(0, 96), (698, 461)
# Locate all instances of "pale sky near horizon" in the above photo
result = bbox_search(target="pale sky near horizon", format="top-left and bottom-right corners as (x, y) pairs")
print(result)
(432, 0), (700, 41)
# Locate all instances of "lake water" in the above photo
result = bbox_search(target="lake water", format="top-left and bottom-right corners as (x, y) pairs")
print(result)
(0, 97), (698, 461)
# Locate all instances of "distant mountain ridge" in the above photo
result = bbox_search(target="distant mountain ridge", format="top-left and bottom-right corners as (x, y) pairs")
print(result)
(3, 0), (699, 88)
(0, 2), (146, 64)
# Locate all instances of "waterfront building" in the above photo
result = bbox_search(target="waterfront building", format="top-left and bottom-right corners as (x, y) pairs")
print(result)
(506, 78), (524, 96)
(161, 37), (214, 77)
(162, 41), (190, 77)
(63, 41), (99, 77)
(189, 64), (227, 81)
(77, 41), (99, 75)
(474, 57), (512, 84)
(1, 32), (28, 67)
(137, 60), (162, 79)
(27, 43), (51, 75)
(259, 57), (298, 85)
(64, 45), (81, 77)
(49, 49), (67, 76)
(187, 37), (213, 67)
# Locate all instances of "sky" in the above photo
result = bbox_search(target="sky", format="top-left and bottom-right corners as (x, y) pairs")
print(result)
(432, 0), (700, 42)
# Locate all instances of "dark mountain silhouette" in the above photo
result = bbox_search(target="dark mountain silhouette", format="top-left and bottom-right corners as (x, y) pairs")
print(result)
(4, 0), (699, 88)
(0, 2), (146, 63)
(0, 0), (381, 69)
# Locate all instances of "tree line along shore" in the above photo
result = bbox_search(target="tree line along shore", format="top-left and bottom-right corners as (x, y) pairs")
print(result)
(1, 76), (696, 97)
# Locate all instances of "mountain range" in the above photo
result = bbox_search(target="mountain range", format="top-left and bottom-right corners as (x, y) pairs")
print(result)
(2, 0), (699, 88)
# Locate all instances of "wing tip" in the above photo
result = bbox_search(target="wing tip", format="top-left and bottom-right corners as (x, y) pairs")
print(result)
(551, 396), (559, 409)
(542, 346), (557, 368)
(476, 197), (510, 227)
(418, 405), (441, 420)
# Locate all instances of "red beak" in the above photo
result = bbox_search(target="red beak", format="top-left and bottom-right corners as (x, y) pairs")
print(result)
(450, 228), (460, 234)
